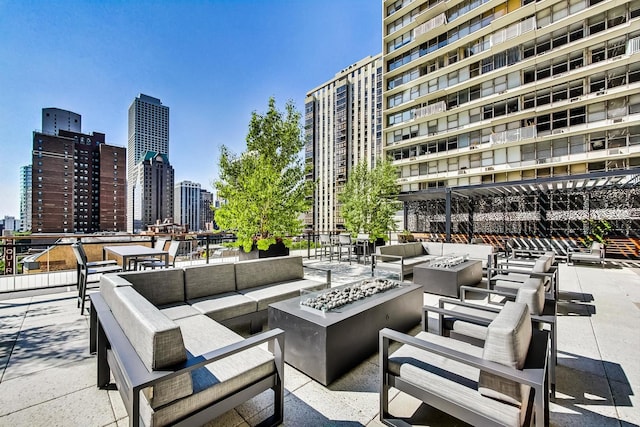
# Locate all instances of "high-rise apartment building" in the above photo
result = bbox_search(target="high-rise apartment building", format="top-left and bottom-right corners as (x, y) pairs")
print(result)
(382, 0), (640, 246)
(32, 128), (126, 233)
(19, 165), (32, 232)
(127, 94), (170, 232)
(130, 152), (174, 232)
(42, 108), (81, 135)
(305, 55), (383, 231)
(174, 180), (201, 232)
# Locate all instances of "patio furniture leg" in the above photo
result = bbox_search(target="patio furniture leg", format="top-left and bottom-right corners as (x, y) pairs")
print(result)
(96, 318), (110, 388)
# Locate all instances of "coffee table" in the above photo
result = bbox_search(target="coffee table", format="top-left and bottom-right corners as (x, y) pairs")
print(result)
(413, 259), (482, 297)
(268, 281), (422, 385)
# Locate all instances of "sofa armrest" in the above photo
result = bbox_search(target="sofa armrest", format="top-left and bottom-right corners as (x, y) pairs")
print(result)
(303, 265), (331, 287)
(371, 253), (405, 279)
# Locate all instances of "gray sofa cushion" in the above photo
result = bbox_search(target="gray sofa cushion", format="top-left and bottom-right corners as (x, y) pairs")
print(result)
(240, 278), (327, 311)
(159, 303), (201, 321)
(189, 292), (257, 322)
(183, 263), (236, 300)
(377, 244), (405, 262)
(101, 285), (192, 410)
(405, 243), (425, 258)
(141, 314), (275, 427)
(118, 269), (185, 306)
(478, 301), (532, 408)
(235, 255), (305, 290)
(423, 241), (443, 256)
(389, 331), (521, 427)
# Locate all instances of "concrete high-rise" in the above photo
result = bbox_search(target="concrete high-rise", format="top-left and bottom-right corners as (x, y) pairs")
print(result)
(42, 108), (81, 135)
(32, 128), (126, 233)
(382, 0), (640, 246)
(304, 54), (383, 232)
(127, 94), (170, 232)
(174, 180), (201, 232)
(19, 165), (32, 232)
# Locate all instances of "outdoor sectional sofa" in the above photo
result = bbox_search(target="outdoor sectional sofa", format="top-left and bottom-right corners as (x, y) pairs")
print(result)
(89, 255), (329, 427)
(371, 241), (495, 281)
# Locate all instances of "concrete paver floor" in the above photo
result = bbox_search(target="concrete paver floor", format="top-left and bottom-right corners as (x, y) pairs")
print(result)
(0, 261), (638, 426)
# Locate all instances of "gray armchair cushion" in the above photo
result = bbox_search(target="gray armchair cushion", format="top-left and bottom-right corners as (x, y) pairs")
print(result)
(184, 263), (236, 300)
(389, 332), (521, 427)
(118, 269), (186, 306)
(515, 278), (546, 315)
(235, 256), (304, 290)
(478, 301), (532, 407)
(531, 256), (549, 273)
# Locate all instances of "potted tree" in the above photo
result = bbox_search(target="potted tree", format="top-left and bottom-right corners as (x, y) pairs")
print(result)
(338, 160), (400, 252)
(214, 98), (313, 260)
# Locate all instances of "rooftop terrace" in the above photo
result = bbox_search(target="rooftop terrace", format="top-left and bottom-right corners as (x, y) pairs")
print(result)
(0, 257), (638, 426)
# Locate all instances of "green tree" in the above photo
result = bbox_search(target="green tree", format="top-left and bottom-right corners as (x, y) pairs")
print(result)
(214, 97), (313, 252)
(338, 160), (400, 242)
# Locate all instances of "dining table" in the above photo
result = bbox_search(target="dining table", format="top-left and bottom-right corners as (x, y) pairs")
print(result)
(102, 245), (169, 271)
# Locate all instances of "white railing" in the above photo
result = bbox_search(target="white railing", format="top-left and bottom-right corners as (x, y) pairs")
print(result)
(490, 126), (537, 145)
(490, 16), (536, 46)
(413, 13), (447, 38)
(628, 37), (640, 55)
(414, 101), (447, 119)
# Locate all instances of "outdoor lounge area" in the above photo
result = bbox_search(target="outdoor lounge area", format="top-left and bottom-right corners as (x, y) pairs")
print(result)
(0, 253), (639, 426)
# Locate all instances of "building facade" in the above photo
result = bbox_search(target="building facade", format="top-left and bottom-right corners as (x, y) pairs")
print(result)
(174, 180), (201, 232)
(382, 0), (640, 250)
(305, 54), (383, 232)
(127, 94), (170, 232)
(19, 165), (32, 232)
(200, 189), (214, 231)
(41, 108), (81, 135)
(0, 216), (21, 233)
(130, 152), (174, 232)
(31, 129), (126, 233)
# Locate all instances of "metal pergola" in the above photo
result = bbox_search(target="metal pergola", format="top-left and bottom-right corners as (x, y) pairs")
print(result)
(398, 168), (640, 242)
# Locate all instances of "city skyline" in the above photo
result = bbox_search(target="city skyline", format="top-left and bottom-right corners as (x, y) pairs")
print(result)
(0, 0), (381, 218)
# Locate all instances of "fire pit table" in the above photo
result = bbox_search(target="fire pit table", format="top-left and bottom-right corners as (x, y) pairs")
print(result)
(267, 279), (422, 385)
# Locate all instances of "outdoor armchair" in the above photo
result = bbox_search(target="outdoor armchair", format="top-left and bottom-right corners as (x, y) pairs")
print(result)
(380, 301), (550, 427)
(426, 279), (557, 396)
(489, 255), (558, 300)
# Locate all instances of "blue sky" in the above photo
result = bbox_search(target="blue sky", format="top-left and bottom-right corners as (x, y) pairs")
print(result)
(0, 0), (381, 217)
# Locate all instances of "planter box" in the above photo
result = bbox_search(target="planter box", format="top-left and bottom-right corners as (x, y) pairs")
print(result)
(237, 240), (290, 261)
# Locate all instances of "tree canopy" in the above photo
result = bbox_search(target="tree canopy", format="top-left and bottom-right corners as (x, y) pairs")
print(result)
(338, 160), (400, 242)
(214, 98), (313, 252)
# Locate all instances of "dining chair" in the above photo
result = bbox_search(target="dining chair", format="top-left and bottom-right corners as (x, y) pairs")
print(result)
(72, 242), (122, 314)
(139, 240), (180, 270)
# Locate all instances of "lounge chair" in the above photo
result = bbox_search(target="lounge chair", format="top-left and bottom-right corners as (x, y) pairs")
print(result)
(427, 278), (557, 395)
(380, 301), (549, 427)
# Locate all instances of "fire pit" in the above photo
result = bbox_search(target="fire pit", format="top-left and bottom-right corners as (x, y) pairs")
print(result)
(300, 278), (398, 312)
